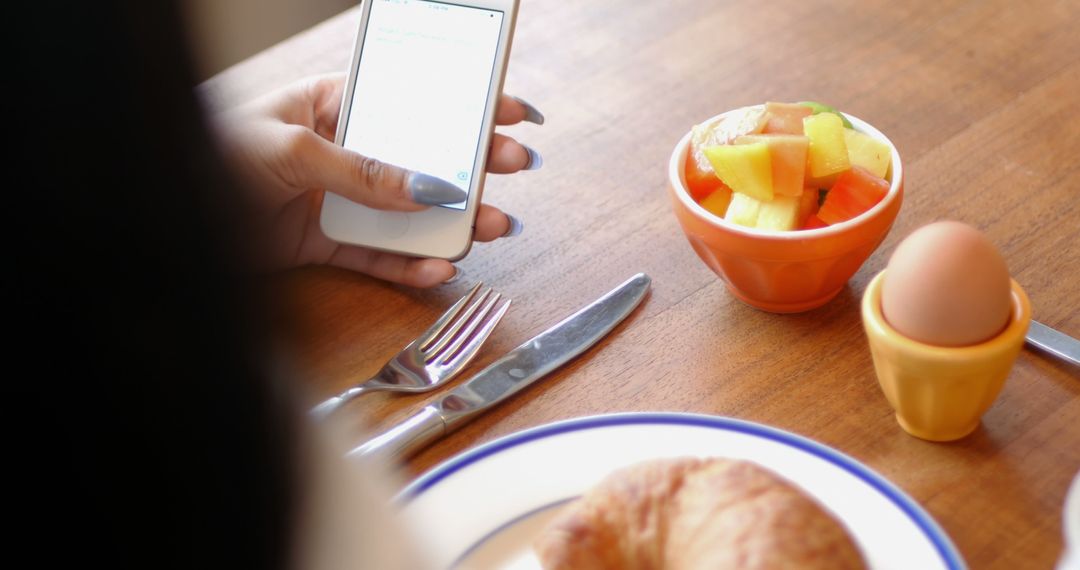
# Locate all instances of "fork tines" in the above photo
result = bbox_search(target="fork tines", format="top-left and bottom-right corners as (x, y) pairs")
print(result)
(420, 282), (511, 366)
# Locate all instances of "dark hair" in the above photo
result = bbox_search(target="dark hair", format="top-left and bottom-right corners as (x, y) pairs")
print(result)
(12, 2), (298, 568)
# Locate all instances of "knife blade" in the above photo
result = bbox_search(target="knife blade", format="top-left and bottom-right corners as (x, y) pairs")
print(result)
(1026, 319), (1080, 367)
(347, 272), (651, 460)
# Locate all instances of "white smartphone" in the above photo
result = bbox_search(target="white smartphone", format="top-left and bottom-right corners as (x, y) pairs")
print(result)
(320, 0), (520, 260)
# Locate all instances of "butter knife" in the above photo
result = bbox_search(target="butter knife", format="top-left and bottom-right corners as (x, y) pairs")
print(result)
(348, 273), (651, 460)
(1026, 320), (1080, 367)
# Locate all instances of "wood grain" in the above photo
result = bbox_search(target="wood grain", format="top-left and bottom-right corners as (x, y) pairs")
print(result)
(202, 0), (1080, 567)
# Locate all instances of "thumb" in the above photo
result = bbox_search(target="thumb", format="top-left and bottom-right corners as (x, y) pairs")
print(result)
(284, 127), (467, 211)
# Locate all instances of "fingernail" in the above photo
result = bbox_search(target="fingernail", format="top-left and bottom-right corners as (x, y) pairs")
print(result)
(443, 266), (465, 284)
(502, 214), (524, 237)
(408, 172), (468, 205)
(512, 96), (545, 125)
(523, 145), (543, 170)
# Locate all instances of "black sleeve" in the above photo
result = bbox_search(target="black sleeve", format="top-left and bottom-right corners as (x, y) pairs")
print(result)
(10, 2), (300, 569)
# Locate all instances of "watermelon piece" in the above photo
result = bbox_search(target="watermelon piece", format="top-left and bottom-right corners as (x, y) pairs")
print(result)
(817, 166), (890, 225)
(684, 151), (724, 201)
(800, 214), (829, 230)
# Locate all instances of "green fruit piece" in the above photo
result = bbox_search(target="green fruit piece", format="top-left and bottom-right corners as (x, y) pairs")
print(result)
(798, 101), (854, 129)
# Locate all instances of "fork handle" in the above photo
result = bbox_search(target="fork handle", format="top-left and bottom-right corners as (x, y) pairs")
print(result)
(346, 405), (447, 460)
(310, 383), (374, 420)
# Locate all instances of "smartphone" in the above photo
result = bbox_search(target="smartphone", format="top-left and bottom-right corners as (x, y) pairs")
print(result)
(320, 0), (520, 260)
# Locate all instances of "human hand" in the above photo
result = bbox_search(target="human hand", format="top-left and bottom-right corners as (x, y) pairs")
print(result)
(213, 73), (543, 287)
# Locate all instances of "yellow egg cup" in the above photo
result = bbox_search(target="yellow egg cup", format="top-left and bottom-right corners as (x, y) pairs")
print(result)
(861, 270), (1031, 442)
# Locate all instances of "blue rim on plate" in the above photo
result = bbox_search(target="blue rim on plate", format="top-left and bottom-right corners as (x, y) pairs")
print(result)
(448, 497), (575, 567)
(400, 412), (966, 570)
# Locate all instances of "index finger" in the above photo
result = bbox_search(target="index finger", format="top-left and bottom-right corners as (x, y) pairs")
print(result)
(495, 95), (545, 126)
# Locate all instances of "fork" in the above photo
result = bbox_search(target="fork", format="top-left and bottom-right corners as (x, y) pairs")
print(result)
(310, 282), (511, 420)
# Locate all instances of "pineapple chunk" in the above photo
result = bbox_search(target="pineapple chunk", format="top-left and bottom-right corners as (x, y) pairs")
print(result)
(806, 170), (842, 190)
(844, 128), (891, 179)
(757, 195), (802, 231)
(804, 113), (850, 178)
(700, 186), (733, 218)
(703, 142), (774, 201)
(724, 192), (762, 228)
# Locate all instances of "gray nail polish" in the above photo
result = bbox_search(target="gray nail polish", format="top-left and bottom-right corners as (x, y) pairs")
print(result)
(408, 172), (468, 205)
(523, 145), (543, 171)
(503, 214), (524, 237)
(512, 96), (545, 125)
(443, 266), (465, 284)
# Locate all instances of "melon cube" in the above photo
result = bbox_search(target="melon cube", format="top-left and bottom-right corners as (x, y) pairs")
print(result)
(762, 102), (813, 135)
(735, 134), (808, 197)
(704, 142), (774, 202)
(798, 186), (820, 226)
(804, 113), (850, 178)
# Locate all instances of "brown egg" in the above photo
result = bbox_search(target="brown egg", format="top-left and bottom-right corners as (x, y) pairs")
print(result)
(881, 221), (1012, 347)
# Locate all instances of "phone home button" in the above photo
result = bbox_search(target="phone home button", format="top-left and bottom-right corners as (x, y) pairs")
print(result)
(376, 212), (410, 238)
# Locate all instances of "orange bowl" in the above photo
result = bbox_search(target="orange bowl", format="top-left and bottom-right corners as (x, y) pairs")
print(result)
(667, 107), (904, 313)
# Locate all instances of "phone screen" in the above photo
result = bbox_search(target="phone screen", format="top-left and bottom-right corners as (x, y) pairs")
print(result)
(342, 0), (505, 211)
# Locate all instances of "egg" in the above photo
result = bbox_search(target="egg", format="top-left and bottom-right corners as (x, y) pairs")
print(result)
(881, 221), (1012, 347)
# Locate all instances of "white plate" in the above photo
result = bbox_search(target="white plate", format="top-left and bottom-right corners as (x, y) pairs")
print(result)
(399, 412), (965, 569)
(1060, 470), (1080, 570)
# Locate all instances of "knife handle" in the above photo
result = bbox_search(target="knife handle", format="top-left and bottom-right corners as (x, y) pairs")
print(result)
(346, 405), (447, 461)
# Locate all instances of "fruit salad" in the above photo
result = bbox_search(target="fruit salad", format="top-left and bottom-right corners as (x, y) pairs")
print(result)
(685, 101), (892, 231)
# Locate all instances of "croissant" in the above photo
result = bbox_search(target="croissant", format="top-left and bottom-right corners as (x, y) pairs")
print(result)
(534, 457), (866, 569)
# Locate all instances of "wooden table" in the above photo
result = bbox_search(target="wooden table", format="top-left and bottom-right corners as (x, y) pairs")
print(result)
(201, 0), (1080, 567)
